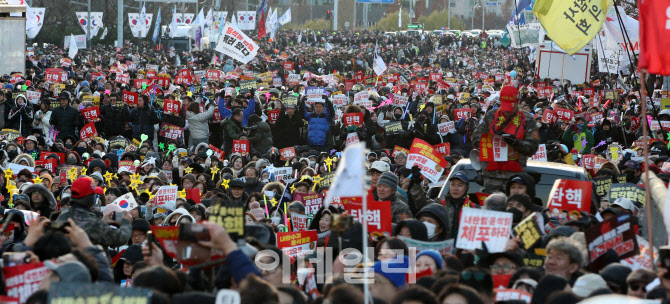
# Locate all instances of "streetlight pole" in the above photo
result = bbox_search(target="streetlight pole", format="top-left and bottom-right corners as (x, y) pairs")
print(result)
(87, 0), (91, 50)
(447, 0), (450, 29)
(481, 1), (484, 31)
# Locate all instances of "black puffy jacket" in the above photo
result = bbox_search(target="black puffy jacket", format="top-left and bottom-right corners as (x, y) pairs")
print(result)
(129, 106), (159, 141)
(101, 104), (130, 137)
(50, 105), (83, 139)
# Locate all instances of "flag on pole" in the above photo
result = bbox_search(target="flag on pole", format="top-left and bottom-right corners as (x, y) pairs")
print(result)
(68, 34), (79, 59)
(193, 8), (205, 27)
(138, 4), (148, 37)
(373, 54), (387, 76)
(324, 143), (367, 207)
(279, 8), (291, 25)
(152, 7), (161, 43)
(112, 192), (139, 211)
(257, 0), (269, 39)
(231, 12), (239, 29)
(638, 0), (670, 75)
(325, 42), (333, 51)
(398, 7), (402, 28)
(170, 6), (178, 38)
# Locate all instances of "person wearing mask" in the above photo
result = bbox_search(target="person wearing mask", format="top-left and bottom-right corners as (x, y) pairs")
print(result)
(50, 92), (83, 141)
(593, 118), (623, 154)
(562, 116), (594, 154)
(247, 114), (273, 155)
(185, 100), (216, 147)
(303, 96), (334, 152)
(472, 86), (539, 193)
(274, 101), (303, 149)
(242, 167), (265, 195)
(7, 95), (34, 137)
(100, 93), (130, 137)
(33, 99), (52, 134)
(375, 172), (412, 223)
(622, 160), (642, 184)
(129, 95), (159, 142)
(441, 171), (478, 241)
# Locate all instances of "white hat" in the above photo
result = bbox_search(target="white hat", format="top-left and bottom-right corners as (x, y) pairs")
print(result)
(447, 94), (455, 100)
(572, 274), (608, 298)
(611, 198), (639, 212)
(369, 161), (390, 173)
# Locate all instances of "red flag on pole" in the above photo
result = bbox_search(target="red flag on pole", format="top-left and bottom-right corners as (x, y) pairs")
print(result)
(638, 0), (670, 75)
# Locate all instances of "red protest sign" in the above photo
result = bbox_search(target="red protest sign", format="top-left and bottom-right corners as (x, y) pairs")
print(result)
(233, 139), (250, 156)
(175, 76), (191, 85)
(585, 215), (639, 270)
(478, 133), (509, 163)
(555, 108), (574, 122)
(283, 62), (295, 70)
(343, 113), (364, 127)
(159, 123), (184, 141)
(40, 151), (64, 164)
(277, 230), (319, 259)
(280, 147), (296, 160)
(343, 199), (393, 238)
(434, 143), (451, 156)
(268, 109), (280, 123)
(45, 69), (63, 83)
(206, 70), (220, 79)
(3, 262), (49, 303)
(430, 73), (442, 82)
(35, 159), (57, 173)
(345, 80), (355, 91)
(541, 109), (557, 124)
(81, 106), (100, 122)
(454, 108), (473, 120)
(80, 122), (98, 140)
(547, 179), (592, 214)
(292, 192), (325, 215)
(208, 144), (226, 160)
(392, 146), (409, 158)
(10, 73), (22, 84)
(116, 73), (130, 84)
(583, 87), (595, 97)
(122, 90), (139, 106)
(495, 74), (505, 82)
(134, 78), (150, 89)
(163, 99), (181, 115)
(406, 138), (448, 183)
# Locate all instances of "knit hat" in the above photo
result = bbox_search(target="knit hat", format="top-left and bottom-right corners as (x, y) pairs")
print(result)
(249, 201), (265, 220)
(416, 250), (444, 270)
(44, 261), (91, 283)
(377, 172), (398, 189)
(370, 255), (410, 288)
(132, 218), (151, 232)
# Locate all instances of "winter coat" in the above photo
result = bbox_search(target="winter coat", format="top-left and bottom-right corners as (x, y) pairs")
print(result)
(274, 110), (304, 148)
(33, 109), (51, 134)
(303, 100), (334, 147)
(415, 203), (453, 242)
(129, 106), (159, 141)
(221, 117), (244, 154)
(101, 104), (130, 137)
(50, 105), (82, 139)
(0, 99), (12, 129)
(7, 96), (34, 137)
(186, 105), (215, 140)
(249, 121), (273, 155)
(23, 183), (57, 214)
(13, 153), (36, 167)
(56, 205), (132, 248)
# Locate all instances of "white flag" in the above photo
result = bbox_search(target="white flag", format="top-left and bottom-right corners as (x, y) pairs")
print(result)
(112, 192), (139, 211)
(279, 8), (291, 25)
(325, 42), (333, 51)
(27, 7), (45, 39)
(324, 142), (367, 207)
(68, 34), (79, 59)
(373, 54), (387, 76)
(231, 12), (239, 29)
(170, 6), (178, 38)
(138, 4), (148, 37)
(101, 27), (108, 39)
(193, 8), (205, 27)
(215, 22), (259, 64)
(398, 7), (402, 28)
(297, 32), (302, 44)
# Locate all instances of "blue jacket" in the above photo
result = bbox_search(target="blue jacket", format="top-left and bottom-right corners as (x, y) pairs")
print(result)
(217, 97), (232, 120)
(242, 98), (255, 127)
(225, 249), (261, 285)
(303, 100), (333, 147)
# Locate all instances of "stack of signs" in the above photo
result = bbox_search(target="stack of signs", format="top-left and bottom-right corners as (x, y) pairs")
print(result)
(456, 208), (513, 253)
(3, 262), (49, 303)
(209, 204), (244, 241)
(397, 236), (454, 255)
(152, 186), (178, 210)
(48, 282), (152, 304)
(406, 138), (448, 183)
(293, 192), (324, 215)
(546, 180), (592, 217)
(276, 230), (318, 259)
(513, 212), (543, 250)
(608, 183), (646, 206)
(342, 199), (393, 239)
(585, 214), (639, 270)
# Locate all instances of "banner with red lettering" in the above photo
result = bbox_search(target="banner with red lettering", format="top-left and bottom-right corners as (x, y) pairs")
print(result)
(80, 122), (98, 140)
(81, 106), (100, 122)
(293, 193), (325, 215)
(206, 70), (221, 79)
(479, 133), (508, 162)
(159, 123), (184, 141)
(152, 186), (178, 210)
(342, 199), (393, 239)
(277, 230), (318, 259)
(405, 138), (448, 183)
(457, 208), (513, 253)
(291, 213), (308, 231)
(437, 121), (455, 136)
(547, 179), (592, 215)
(392, 146), (409, 158)
(343, 113), (364, 127)
(585, 214), (639, 270)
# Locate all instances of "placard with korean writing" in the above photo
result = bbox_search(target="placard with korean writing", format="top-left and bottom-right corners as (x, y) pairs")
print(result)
(457, 208), (513, 253)
(159, 123), (184, 141)
(479, 133), (508, 162)
(81, 106), (100, 122)
(276, 230), (318, 259)
(547, 179), (592, 215)
(342, 199), (392, 239)
(293, 193), (324, 215)
(392, 95), (409, 107)
(280, 147), (296, 160)
(3, 262), (48, 303)
(555, 108), (574, 122)
(343, 113), (364, 127)
(332, 94), (349, 107)
(152, 186), (178, 210)
(48, 282), (151, 304)
(233, 139), (250, 156)
(514, 212), (543, 250)
(291, 213), (308, 231)
(209, 204), (245, 241)
(585, 214), (639, 270)
(438, 122), (455, 136)
(163, 99), (181, 115)
(80, 122), (98, 140)
(215, 22), (259, 64)
(608, 183), (646, 206)
(384, 121), (403, 135)
(122, 90), (138, 106)
(397, 236), (454, 256)
(406, 138), (448, 183)
(531, 144), (547, 162)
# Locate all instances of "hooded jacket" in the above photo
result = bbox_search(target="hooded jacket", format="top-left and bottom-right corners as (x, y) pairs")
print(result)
(50, 104), (83, 140)
(88, 159), (107, 175)
(221, 117), (244, 154)
(303, 99), (334, 147)
(12, 153), (36, 167)
(23, 183), (57, 211)
(393, 219), (429, 241)
(7, 94), (34, 137)
(186, 105), (216, 140)
(249, 120), (273, 155)
(415, 203), (451, 242)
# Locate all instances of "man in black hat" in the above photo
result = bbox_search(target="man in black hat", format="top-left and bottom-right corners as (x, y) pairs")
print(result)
(50, 92), (83, 141)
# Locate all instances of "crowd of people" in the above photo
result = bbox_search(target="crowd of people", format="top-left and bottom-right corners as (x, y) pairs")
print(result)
(0, 28), (669, 304)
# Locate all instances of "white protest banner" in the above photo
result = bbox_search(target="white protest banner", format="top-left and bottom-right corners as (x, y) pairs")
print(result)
(293, 193), (325, 215)
(291, 213), (308, 231)
(287, 73), (300, 85)
(392, 95), (409, 107)
(271, 166), (293, 182)
(26, 90), (41, 104)
(332, 94), (349, 107)
(437, 121), (455, 136)
(457, 208), (513, 253)
(3, 262), (49, 303)
(277, 230), (318, 259)
(112, 192), (139, 211)
(405, 139), (448, 183)
(153, 186), (178, 210)
(324, 142), (366, 208)
(215, 22), (259, 64)
(397, 236), (454, 255)
(494, 289), (532, 304)
(354, 91), (369, 104)
(345, 132), (360, 146)
(621, 236), (657, 271)
(63, 34), (86, 49)
(531, 144), (547, 162)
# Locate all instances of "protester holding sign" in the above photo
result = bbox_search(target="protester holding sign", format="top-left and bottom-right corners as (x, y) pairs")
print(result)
(50, 92), (83, 141)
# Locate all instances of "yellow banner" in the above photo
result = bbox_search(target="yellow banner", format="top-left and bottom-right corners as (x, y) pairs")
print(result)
(533, 0), (611, 55)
